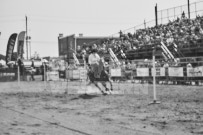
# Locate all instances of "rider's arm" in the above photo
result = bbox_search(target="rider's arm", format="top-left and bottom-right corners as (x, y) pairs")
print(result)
(88, 54), (93, 65)
(95, 54), (100, 61)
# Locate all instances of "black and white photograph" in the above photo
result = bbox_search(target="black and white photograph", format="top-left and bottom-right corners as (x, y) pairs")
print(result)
(0, 0), (203, 134)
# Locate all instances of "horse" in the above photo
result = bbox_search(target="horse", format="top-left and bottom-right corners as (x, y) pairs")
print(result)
(87, 59), (113, 95)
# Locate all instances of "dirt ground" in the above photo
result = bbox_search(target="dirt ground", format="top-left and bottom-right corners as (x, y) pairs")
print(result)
(0, 81), (203, 135)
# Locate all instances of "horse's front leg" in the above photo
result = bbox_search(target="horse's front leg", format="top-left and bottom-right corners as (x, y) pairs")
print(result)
(94, 82), (107, 95)
(101, 82), (109, 91)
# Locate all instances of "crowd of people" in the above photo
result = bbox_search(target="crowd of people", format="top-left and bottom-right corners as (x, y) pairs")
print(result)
(76, 13), (203, 62)
(130, 13), (203, 49)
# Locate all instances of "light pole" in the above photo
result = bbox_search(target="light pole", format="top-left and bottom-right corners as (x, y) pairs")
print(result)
(188, 0), (190, 19)
(28, 36), (31, 59)
(25, 16), (28, 59)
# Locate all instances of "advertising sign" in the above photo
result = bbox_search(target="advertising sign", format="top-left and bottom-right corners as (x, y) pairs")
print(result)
(136, 68), (149, 77)
(187, 66), (203, 77)
(152, 68), (165, 76)
(168, 67), (183, 77)
(72, 70), (80, 79)
(79, 69), (87, 80)
(110, 68), (122, 77)
(46, 71), (59, 81)
(66, 70), (73, 79)
(66, 68), (87, 80)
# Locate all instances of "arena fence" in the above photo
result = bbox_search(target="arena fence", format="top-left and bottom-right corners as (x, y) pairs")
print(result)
(1, 62), (203, 85)
(1, 64), (202, 105)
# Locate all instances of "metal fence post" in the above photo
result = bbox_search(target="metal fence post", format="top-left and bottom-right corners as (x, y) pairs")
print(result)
(18, 65), (20, 87)
(149, 49), (160, 104)
(44, 63), (46, 90)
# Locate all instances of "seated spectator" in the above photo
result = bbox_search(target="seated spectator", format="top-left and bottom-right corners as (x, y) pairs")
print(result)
(163, 61), (169, 68)
(86, 14), (203, 63)
(126, 61), (132, 70)
(187, 63), (192, 67)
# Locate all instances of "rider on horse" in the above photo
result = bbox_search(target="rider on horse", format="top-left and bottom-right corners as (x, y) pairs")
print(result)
(88, 44), (103, 78)
(87, 44), (113, 94)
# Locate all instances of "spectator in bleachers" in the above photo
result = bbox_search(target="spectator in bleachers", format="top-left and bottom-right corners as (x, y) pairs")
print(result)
(131, 62), (136, 70)
(83, 15), (203, 62)
(126, 61), (132, 70)
(163, 61), (169, 68)
(181, 11), (186, 19)
(121, 61), (126, 70)
(187, 63), (192, 67)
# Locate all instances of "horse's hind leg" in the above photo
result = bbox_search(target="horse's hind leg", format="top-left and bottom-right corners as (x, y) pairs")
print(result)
(109, 80), (113, 91)
(101, 82), (109, 92)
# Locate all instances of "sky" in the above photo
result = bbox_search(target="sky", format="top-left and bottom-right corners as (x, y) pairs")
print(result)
(0, 0), (202, 58)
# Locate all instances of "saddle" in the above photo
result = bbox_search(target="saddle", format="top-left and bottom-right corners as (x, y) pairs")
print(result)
(91, 60), (104, 78)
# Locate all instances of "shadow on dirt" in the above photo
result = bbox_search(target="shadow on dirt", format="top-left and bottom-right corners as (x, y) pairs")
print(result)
(70, 94), (100, 100)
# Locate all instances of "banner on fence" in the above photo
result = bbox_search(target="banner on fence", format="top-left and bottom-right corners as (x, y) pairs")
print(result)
(110, 68), (122, 77)
(46, 71), (59, 81)
(66, 69), (87, 80)
(59, 71), (66, 78)
(34, 61), (42, 67)
(136, 68), (149, 76)
(152, 68), (165, 76)
(168, 67), (183, 77)
(79, 69), (87, 80)
(66, 70), (73, 79)
(187, 66), (203, 77)
(72, 70), (80, 79)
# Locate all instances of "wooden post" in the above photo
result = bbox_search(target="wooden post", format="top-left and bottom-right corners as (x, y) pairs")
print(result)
(153, 50), (157, 101)
(44, 63), (46, 90)
(18, 65), (20, 87)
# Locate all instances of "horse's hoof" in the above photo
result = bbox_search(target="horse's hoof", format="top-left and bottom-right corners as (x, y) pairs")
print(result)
(101, 91), (108, 95)
(103, 93), (108, 96)
(107, 91), (112, 95)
